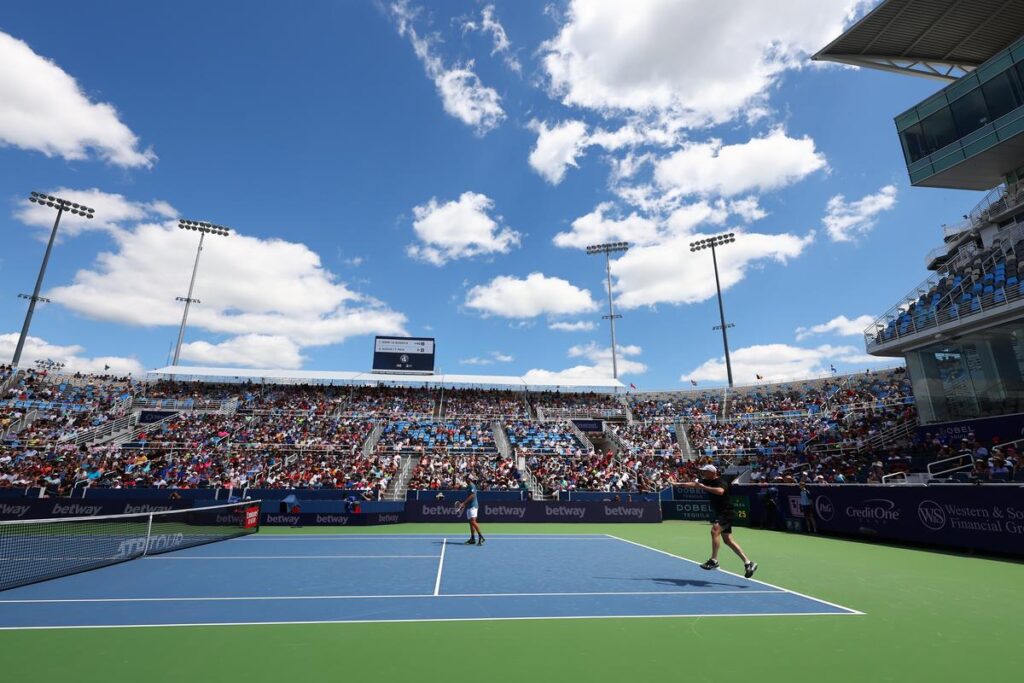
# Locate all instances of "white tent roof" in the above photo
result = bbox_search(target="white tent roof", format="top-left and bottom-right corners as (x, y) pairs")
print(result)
(146, 366), (625, 390)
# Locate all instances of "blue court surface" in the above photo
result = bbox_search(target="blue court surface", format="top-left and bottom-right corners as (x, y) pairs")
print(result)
(0, 534), (861, 629)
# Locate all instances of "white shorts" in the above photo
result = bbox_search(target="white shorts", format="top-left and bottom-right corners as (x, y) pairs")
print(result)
(466, 507), (478, 520)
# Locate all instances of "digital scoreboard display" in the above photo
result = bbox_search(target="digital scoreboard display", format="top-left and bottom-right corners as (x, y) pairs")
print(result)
(372, 336), (435, 374)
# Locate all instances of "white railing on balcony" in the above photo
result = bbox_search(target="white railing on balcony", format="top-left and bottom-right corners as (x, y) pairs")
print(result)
(866, 222), (1024, 350)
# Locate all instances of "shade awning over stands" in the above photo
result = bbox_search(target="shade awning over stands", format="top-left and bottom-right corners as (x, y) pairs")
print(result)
(813, 0), (1024, 81)
(146, 366), (625, 391)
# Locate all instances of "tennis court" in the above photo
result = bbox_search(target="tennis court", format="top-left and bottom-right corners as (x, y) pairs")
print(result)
(0, 532), (859, 629)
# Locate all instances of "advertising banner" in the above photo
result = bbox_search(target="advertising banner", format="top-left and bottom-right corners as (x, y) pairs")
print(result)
(0, 499), (191, 520)
(405, 500), (661, 523)
(734, 484), (1024, 556)
(663, 488), (750, 525)
(260, 511), (405, 526)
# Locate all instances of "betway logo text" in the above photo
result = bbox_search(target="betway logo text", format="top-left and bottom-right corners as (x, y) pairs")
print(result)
(123, 504), (177, 514)
(544, 505), (586, 519)
(50, 503), (102, 516)
(604, 505), (645, 519)
(0, 504), (30, 518)
(315, 514), (351, 525)
(421, 505), (462, 516)
(483, 505), (526, 519)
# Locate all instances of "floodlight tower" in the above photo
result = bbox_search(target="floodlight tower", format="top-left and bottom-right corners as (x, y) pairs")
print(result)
(172, 219), (231, 366)
(585, 241), (629, 380)
(11, 192), (96, 368)
(690, 232), (737, 388)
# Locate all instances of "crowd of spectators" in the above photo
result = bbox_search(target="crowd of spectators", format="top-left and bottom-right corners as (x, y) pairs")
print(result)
(506, 420), (584, 455)
(531, 391), (626, 418)
(444, 390), (529, 418)
(406, 453), (522, 490)
(377, 420), (497, 453)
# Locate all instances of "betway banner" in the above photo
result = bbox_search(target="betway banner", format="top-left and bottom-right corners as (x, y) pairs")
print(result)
(734, 484), (1024, 556)
(260, 511), (405, 526)
(0, 499), (190, 520)
(405, 500), (661, 523)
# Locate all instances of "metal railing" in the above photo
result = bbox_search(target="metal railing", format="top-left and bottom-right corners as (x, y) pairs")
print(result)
(361, 422), (384, 457)
(492, 420), (512, 459)
(866, 225), (1024, 350)
(927, 453), (976, 479)
(63, 413), (139, 446)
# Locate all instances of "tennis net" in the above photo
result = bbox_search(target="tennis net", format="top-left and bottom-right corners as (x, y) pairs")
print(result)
(0, 500), (262, 592)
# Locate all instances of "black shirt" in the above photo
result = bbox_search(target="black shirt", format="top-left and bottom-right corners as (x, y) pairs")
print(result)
(705, 477), (733, 516)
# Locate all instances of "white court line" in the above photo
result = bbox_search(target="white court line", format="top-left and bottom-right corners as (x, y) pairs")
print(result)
(604, 534), (864, 616)
(0, 612), (863, 631)
(433, 538), (446, 596)
(240, 535), (613, 541)
(141, 555), (439, 560)
(0, 589), (782, 604)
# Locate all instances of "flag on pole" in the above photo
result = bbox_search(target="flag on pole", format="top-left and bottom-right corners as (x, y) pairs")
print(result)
(629, 383), (637, 390)
(830, 364), (837, 374)
(756, 374), (763, 380)
(690, 379), (698, 386)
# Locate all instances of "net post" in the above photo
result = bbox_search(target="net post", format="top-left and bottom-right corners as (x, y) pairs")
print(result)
(142, 513), (154, 557)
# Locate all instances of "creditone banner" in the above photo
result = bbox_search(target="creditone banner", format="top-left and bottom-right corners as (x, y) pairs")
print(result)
(734, 484), (1024, 556)
(260, 511), (405, 526)
(405, 500), (661, 523)
(0, 499), (191, 520)
(662, 488), (750, 525)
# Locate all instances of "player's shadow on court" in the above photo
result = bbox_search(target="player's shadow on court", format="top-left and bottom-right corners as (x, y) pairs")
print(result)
(648, 577), (750, 589)
(597, 577), (749, 589)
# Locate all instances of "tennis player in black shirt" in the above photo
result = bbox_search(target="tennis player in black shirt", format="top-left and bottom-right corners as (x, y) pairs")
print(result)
(676, 464), (758, 578)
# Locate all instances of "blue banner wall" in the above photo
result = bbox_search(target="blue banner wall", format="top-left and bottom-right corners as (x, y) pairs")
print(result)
(734, 484), (1024, 556)
(405, 499), (661, 523)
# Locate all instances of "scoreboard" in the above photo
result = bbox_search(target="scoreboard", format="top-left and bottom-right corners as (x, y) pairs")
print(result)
(372, 336), (435, 374)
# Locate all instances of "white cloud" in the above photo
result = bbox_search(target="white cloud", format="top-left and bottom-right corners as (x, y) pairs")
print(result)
(406, 191), (520, 265)
(391, 2), (505, 135)
(528, 119), (589, 185)
(549, 320), (596, 332)
(179, 335), (304, 370)
(795, 314), (876, 341)
(16, 189), (409, 370)
(459, 350), (514, 366)
(823, 184), (898, 242)
(0, 31), (155, 167)
(541, 0), (862, 126)
(554, 200), (733, 251)
(0, 333), (143, 375)
(683, 343), (869, 385)
(729, 196), (767, 223)
(14, 187), (176, 240)
(465, 272), (597, 318)
(612, 230), (814, 308)
(653, 129), (828, 198)
(523, 342), (646, 382)
(463, 5), (521, 73)
(553, 202), (659, 248)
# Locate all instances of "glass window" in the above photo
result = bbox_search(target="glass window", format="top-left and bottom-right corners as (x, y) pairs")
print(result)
(981, 70), (1023, 121)
(918, 107), (958, 157)
(949, 88), (990, 137)
(901, 123), (926, 163)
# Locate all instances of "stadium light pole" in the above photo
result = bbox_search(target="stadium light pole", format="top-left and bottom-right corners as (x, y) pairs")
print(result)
(11, 192), (95, 368)
(690, 232), (737, 388)
(585, 241), (629, 380)
(172, 219), (230, 366)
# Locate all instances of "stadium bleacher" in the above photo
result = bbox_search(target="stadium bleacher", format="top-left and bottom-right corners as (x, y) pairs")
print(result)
(3, 367), (1021, 497)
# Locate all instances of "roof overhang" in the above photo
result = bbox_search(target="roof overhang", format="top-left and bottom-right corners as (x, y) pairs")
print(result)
(814, 0), (1024, 83)
(145, 366), (626, 390)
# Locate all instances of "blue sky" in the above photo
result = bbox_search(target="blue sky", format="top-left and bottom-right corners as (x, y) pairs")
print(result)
(0, 0), (983, 387)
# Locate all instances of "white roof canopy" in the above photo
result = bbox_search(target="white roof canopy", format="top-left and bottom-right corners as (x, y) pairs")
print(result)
(146, 366), (625, 390)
